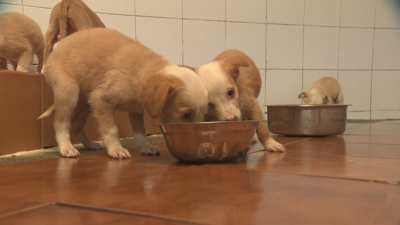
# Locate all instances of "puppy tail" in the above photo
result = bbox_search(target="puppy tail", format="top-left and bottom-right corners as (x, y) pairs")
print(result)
(59, 0), (72, 39)
(37, 105), (55, 120)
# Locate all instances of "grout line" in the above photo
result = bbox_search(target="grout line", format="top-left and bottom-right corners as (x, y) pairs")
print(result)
(301, 0), (306, 93)
(133, 0), (137, 40)
(56, 201), (208, 225)
(337, 0), (343, 80)
(367, 184), (399, 225)
(369, 0), (378, 121)
(0, 202), (56, 219)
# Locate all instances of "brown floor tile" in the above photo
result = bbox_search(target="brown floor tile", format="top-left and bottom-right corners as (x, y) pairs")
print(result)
(345, 122), (400, 136)
(0, 198), (49, 218)
(323, 134), (400, 145)
(65, 166), (394, 225)
(0, 144), (189, 202)
(0, 205), (191, 225)
(376, 185), (400, 224)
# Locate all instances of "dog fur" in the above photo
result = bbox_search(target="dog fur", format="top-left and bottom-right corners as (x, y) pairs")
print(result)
(0, 12), (45, 73)
(43, 0), (105, 65)
(38, 28), (208, 159)
(196, 49), (286, 152)
(298, 77), (344, 104)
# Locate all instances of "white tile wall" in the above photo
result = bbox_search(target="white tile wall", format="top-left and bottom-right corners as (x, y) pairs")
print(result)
(1, 0), (400, 120)
(136, 17), (182, 65)
(183, 0), (225, 21)
(338, 28), (374, 70)
(267, 0), (304, 25)
(258, 69), (266, 107)
(266, 24), (303, 69)
(303, 26), (340, 69)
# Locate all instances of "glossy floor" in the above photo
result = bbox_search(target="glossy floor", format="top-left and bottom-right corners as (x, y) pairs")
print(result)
(0, 121), (399, 224)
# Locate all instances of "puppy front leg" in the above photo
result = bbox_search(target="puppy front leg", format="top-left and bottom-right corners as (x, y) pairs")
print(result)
(248, 99), (286, 153)
(16, 49), (33, 72)
(129, 112), (161, 155)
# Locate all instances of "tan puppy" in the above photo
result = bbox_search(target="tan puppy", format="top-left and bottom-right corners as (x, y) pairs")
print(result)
(38, 28), (208, 159)
(0, 12), (44, 73)
(43, 0), (105, 65)
(298, 77), (343, 104)
(196, 49), (286, 152)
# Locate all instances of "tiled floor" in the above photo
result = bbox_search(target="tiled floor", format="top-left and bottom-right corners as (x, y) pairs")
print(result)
(0, 121), (399, 224)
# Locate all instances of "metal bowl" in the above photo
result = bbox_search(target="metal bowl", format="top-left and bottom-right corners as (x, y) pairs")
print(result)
(156, 120), (262, 163)
(266, 104), (350, 136)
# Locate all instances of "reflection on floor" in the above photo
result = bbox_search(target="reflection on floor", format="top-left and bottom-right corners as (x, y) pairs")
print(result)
(0, 121), (399, 224)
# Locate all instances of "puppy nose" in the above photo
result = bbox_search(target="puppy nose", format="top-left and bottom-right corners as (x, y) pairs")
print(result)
(225, 116), (239, 121)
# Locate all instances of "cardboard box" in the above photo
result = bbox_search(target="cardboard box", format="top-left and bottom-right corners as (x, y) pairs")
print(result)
(0, 70), (160, 155)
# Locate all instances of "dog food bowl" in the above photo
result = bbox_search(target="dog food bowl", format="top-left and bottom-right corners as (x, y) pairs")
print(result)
(266, 104), (350, 136)
(156, 120), (262, 163)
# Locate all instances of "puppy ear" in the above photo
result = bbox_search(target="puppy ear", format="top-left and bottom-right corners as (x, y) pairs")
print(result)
(221, 57), (249, 80)
(179, 65), (196, 72)
(322, 95), (329, 104)
(140, 74), (183, 118)
(298, 92), (308, 99)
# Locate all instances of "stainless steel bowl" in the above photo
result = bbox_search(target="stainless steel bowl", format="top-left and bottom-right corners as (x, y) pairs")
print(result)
(266, 104), (350, 136)
(157, 120), (262, 163)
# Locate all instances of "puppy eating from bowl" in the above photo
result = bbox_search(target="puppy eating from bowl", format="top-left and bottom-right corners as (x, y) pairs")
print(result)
(298, 76), (343, 104)
(38, 28), (208, 159)
(195, 49), (285, 153)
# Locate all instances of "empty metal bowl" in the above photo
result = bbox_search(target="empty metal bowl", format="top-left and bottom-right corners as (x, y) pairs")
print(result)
(156, 120), (262, 163)
(266, 104), (350, 136)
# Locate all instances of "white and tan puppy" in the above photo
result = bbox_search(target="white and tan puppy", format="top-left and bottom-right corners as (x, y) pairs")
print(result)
(298, 77), (343, 104)
(38, 28), (208, 159)
(196, 49), (285, 152)
(43, 0), (105, 65)
(0, 12), (45, 73)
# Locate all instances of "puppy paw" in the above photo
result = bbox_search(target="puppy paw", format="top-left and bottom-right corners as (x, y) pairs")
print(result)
(266, 140), (286, 153)
(139, 145), (161, 155)
(60, 148), (80, 158)
(108, 148), (131, 159)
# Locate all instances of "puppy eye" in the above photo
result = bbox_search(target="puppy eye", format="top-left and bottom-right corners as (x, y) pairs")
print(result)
(227, 89), (234, 97)
(208, 102), (214, 108)
(183, 111), (192, 119)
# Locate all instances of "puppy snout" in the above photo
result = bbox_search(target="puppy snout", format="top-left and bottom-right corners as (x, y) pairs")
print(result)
(225, 115), (239, 121)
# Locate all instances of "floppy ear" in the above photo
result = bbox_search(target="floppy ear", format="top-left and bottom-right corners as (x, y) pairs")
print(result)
(298, 92), (308, 99)
(179, 65), (196, 72)
(322, 95), (329, 104)
(139, 74), (183, 118)
(221, 57), (249, 81)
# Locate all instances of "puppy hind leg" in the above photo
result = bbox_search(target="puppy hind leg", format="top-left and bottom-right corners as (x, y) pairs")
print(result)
(129, 111), (161, 155)
(16, 49), (34, 72)
(53, 81), (80, 157)
(90, 92), (131, 159)
(71, 101), (102, 150)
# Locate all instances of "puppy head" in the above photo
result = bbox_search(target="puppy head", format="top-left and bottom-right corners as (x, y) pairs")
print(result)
(298, 92), (330, 104)
(196, 58), (249, 121)
(140, 65), (208, 124)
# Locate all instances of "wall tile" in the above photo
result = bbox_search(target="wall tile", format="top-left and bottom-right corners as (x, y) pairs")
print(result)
(304, 26), (339, 69)
(257, 69), (266, 108)
(183, 0), (224, 21)
(23, 6), (51, 34)
(347, 111), (371, 120)
(339, 28), (374, 70)
(23, 0), (57, 8)
(266, 25), (303, 69)
(302, 70), (338, 92)
(84, 0), (134, 15)
(371, 71), (400, 119)
(226, 22), (266, 69)
(226, 0), (266, 23)
(373, 29), (400, 70)
(338, 71), (371, 111)
(340, 0), (376, 28)
(265, 70), (303, 105)
(97, 14), (135, 39)
(0, 0), (21, 4)
(183, 20), (225, 67)
(304, 0), (341, 26)
(0, 3), (22, 13)
(267, 0), (304, 25)
(136, 17), (182, 65)
(375, 0), (400, 28)
(136, 0), (181, 18)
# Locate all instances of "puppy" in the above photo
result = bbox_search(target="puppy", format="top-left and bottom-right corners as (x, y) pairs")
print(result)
(0, 12), (45, 73)
(298, 77), (343, 104)
(38, 28), (208, 159)
(43, 0), (105, 65)
(196, 49), (286, 152)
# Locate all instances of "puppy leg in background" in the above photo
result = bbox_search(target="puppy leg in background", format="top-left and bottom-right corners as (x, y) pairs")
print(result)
(0, 57), (7, 70)
(71, 101), (103, 150)
(90, 91), (131, 159)
(43, 19), (60, 64)
(129, 112), (161, 155)
(16, 49), (33, 72)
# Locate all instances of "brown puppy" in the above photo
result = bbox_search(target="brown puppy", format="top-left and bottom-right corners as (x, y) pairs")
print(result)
(43, 0), (105, 65)
(0, 12), (45, 73)
(298, 77), (344, 104)
(196, 49), (286, 152)
(38, 28), (208, 159)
